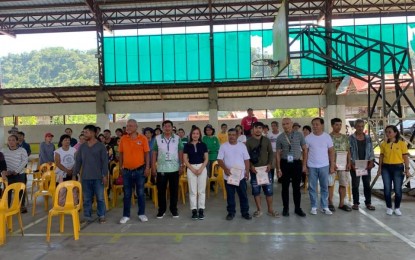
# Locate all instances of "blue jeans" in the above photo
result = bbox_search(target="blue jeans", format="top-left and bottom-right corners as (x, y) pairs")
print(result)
(82, 179), (105, 219)
(308, 166), (329, 209)
(250, 171), (274, 197)
(225, 179), (249, 215)
(381, 164), (405, 209)
(123, 167), (146, 217)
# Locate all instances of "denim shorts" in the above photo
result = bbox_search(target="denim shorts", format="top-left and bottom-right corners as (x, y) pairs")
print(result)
(250, 171), (274, 197)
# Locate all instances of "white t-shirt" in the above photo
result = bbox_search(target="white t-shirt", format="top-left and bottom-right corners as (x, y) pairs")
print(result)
(217, 142), (250, 181)
(54, 147), (76, 178)
(267, 131), (281, 152)
(305, 132), (333, 168)
(237, 135), (247, 143)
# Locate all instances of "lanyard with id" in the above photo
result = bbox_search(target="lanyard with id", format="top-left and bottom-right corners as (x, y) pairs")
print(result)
(163, 136), (173, 161)
(284, 133), (294, 163)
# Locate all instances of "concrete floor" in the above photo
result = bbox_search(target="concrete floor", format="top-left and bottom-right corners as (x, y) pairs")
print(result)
(2, 173), (415, 260)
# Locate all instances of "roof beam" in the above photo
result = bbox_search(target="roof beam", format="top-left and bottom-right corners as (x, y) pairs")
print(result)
(84, 0), (112, 33)
(0, 19), (15, 38)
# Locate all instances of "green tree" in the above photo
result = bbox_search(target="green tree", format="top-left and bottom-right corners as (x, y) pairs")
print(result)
(272, 108), (319, 118)
(0, 47), (98, 88)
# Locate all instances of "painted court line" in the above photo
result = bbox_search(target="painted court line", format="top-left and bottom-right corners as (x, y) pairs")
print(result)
(15, 231), (391, 238)
(359, 208), (415, 249)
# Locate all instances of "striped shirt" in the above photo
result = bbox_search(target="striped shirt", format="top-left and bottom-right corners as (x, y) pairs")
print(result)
(1, 147), (28, 174)
(275, 131), (306, 160)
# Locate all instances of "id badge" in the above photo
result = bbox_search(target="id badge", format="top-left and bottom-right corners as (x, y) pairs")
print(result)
(165, 152), (172, 161)
(287, 153), (294, 163)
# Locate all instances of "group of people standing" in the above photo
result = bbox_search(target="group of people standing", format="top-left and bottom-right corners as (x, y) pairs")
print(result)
(0, 113), (411, 224)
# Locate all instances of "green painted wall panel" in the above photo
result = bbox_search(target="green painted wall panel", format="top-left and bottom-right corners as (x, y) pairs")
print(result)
(126, 37), (139, 83)
(114, 37), (127, 83)
(162, 35), (175, 82)
(174, 35), (187, 81)
(103, 38), (115, 83)
(199, 34), (211, 80)
(138, 36), (151, 82)
(150, 36), (162, 82)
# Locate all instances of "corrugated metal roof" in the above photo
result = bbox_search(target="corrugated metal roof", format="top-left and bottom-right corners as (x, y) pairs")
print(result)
(0, 79), (335, 105)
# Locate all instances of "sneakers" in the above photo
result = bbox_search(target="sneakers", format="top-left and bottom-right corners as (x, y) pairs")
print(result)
(310, 207), (317, 215)
(119, 216), (130, 224)
(394, 208), (402, 216)
(192, 209), (198, 220)
(156, 212), (165, 219)
(226, 213), (235, 220)
(98, 217), (106, 224)
(138, 215), (148, 222)
(321, 208), (333, 215)
(198, 209), (204, 220)
(172, 211), (179, 218)
(386, 208), (393, 216)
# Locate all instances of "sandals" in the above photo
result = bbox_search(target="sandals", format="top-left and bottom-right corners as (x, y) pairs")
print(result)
(267, 211), (280, 218)
(253, 210), (263, 218)
(366, 204), (376, 211)
(352, 204), (359, 210)
(338, 205), (352, 212)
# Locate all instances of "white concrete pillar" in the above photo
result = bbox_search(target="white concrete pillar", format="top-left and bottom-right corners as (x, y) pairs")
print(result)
(208, 87), (219, 130)
(96, 90), (110, 129)
(323, 82), (346, 133)
(96, 113), (110, 130)
(0, 97), (4, 149)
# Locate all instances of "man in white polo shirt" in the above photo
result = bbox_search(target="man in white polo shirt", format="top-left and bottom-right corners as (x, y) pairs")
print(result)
(217, 128), (251, 221)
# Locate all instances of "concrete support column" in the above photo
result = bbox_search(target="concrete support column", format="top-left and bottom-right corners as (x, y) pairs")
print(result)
(0, 97), (4, 149)
(96, 91), (110, 129)
(208, 87), (219, 130)
(323, 82), (346, 133)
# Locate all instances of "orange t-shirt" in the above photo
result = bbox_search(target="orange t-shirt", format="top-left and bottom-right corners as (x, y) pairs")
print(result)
(119, 133), (150, 169)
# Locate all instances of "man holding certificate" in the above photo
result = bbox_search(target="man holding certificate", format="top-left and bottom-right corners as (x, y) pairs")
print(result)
(329, 118), (352, 212)
(246, 122), (278, 218)
(217, 128), (252, 221)
(349, 119), (375, 211)
(276, 118), (307, 217)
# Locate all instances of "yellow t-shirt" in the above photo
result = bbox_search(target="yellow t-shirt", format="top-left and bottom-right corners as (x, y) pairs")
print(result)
(217, 132), (228, 144)
(380, 140), (408, 164)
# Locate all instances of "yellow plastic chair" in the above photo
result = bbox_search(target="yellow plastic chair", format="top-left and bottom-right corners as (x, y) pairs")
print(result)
(208, 162), (227, 199)
(0, 183), (26, 246)
(207, 161), (219, 198)
(46, 181), (82, 242)
(216, 166), (227, 200)
(111, 166), (124, 208)
(0, 178), (8, 199)
(144, 172), (158, 208)
(32, 162), (56, 200)
(32, 170), (56, 216)
(178, 167), (188, 205)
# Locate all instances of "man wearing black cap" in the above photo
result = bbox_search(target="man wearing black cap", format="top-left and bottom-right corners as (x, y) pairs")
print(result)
(241, 108), (258, 138)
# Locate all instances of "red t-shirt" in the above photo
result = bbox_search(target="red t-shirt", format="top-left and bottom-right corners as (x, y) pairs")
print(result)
(241, 116), (258, 131)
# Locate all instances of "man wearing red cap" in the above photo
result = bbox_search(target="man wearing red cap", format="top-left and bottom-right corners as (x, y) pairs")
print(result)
(39, 132), (55, 165)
